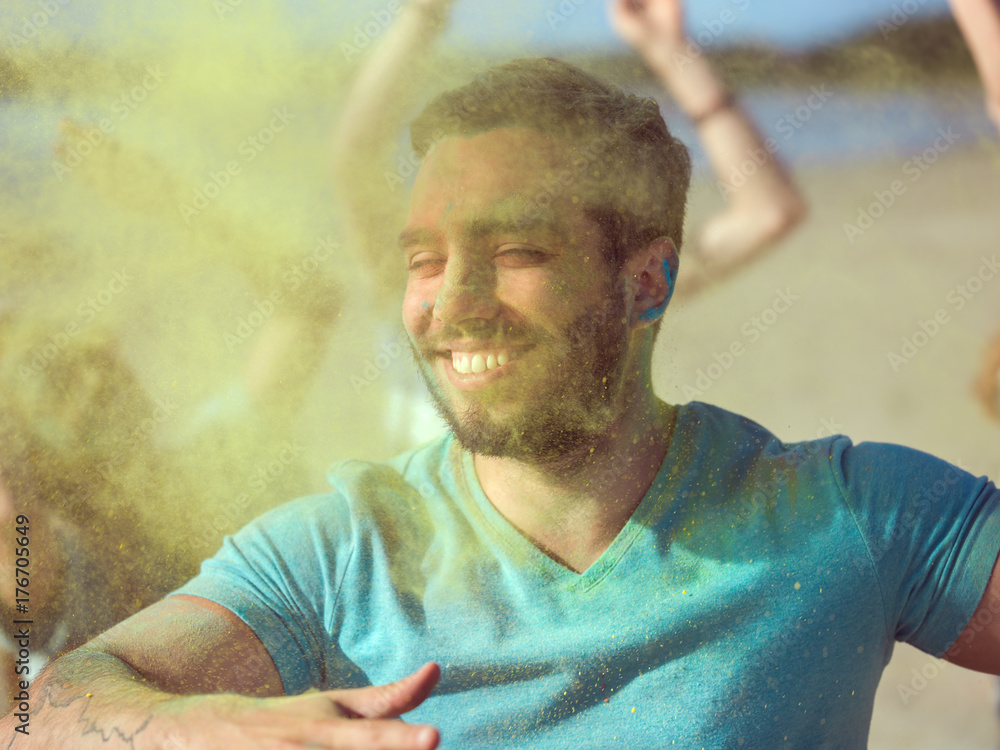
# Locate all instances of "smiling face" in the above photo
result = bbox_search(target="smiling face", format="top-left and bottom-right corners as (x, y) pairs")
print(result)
(401, 127), (641, 463)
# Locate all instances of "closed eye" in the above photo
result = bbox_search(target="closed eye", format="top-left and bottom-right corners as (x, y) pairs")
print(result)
(495, 247), (549, 267)
(407, 253), (445, 277)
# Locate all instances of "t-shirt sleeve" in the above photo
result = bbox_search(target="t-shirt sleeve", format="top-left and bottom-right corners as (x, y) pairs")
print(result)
(170, 493), (355, 694)
(830, 439), (1000, 656)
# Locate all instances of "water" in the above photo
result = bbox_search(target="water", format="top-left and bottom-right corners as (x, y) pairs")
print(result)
(1, 85), (996, 205)
(659, 84), (997, 178)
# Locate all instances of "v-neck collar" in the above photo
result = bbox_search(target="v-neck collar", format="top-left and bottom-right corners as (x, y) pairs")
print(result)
(453, 409), (681, 592)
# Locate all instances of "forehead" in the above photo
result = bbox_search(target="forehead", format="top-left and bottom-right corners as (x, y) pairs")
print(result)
(406, 127), (595, 231)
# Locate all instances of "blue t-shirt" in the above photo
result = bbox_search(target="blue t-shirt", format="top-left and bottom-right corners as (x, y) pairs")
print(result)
(174, 402), (1000, 748)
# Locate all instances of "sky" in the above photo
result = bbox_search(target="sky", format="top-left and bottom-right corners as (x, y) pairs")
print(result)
(2, 0), (954, 55)
(336, 0), (954, 52)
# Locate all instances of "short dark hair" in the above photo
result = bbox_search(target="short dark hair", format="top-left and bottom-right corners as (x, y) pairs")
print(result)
(410, 57), (692, 270)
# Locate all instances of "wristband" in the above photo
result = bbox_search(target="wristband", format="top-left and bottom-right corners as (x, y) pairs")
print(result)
(691, 93), (736, 125)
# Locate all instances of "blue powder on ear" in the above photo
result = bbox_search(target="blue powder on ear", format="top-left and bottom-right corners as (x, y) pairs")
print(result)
(640, 259), (676, 322)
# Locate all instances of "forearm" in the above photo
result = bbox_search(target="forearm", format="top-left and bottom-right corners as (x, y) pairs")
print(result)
(638, 41), (805, 253)
(949, 0), (1000, 127)
(0, 648), (182, 749)
(243, 315), (330, 409)
(331, 1), (450, 176)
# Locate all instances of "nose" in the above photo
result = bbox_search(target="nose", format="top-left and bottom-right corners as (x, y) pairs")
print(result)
(433, 254), (500, 325)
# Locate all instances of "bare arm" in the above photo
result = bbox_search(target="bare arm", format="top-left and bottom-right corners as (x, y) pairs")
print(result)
(330, 0), (454, 307)
(949, 0), (1000, 131)
(973, 326), (1000, 422)
(944, 549), (1000, 674)
(609, 0), (807, 298)
(0, 596), (440, 749)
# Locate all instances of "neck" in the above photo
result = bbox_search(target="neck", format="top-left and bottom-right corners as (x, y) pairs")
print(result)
(472, 389), (675, 573)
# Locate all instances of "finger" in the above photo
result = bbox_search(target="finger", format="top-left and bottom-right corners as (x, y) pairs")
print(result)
(330, 663), (441, 719)
(314, 718), (439, 750)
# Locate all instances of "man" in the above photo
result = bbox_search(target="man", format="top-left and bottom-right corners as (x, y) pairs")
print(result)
(5, 58), (1000, 750)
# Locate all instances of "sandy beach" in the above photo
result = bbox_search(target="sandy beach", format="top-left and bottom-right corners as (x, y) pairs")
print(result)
(657, 140), (1000, 748)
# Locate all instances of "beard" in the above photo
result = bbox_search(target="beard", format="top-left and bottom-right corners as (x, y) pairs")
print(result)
(410, 287), (631, 465)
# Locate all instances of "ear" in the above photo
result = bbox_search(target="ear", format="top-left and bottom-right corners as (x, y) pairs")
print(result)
(623, 237), (678, 328)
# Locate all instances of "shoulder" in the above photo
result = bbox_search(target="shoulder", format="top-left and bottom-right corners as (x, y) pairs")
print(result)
(677, 401), (984, 492)
(675, 400), (832, 473)
(324, 433), (455, 504)
(825, 438), (990, 515)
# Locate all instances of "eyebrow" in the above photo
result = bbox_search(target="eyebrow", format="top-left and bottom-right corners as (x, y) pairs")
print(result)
(397, 194), (569, 252)
(398, 227), (440, 251)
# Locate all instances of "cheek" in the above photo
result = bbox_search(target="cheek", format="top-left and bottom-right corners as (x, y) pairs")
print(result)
(402, 282), (434, 334)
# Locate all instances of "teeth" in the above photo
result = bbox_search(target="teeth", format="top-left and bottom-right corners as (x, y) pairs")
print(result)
(451, 350), (512, 374)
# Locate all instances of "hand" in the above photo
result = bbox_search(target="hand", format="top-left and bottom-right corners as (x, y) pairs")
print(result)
(609, 0), (686, 51)
(408, 0), (456, 26)
(170, 662), (442, 749)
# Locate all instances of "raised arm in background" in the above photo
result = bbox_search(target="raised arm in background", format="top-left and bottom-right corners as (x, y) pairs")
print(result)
(610, 0), (807, 298)
(949, 0), (1000, 131)
(947, 0), (1000, 421)
(330, 0), (454, 309)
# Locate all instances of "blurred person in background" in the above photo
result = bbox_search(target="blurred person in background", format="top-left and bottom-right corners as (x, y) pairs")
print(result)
(949, 0), (1000, 131)
(0, 315), (188, 715)
(952, 0), (1000, 422)
(50, 121), (342, 528)
(607, 0), (807, 296)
